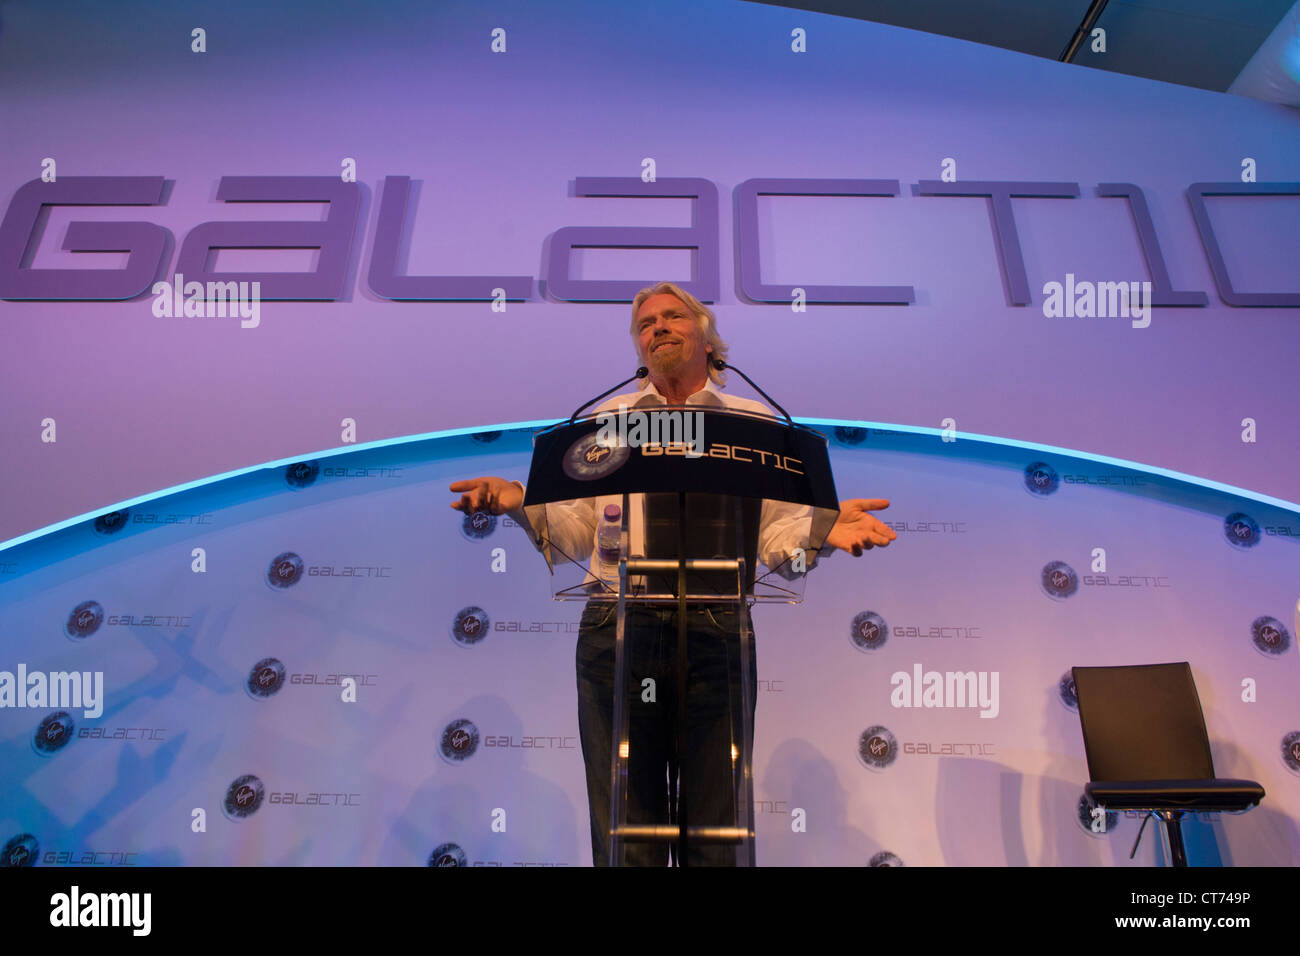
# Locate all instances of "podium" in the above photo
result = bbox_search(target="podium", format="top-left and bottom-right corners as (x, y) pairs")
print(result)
(522, 406), (839, 865)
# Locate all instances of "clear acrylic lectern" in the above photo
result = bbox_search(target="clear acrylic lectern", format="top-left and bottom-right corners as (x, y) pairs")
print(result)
(520, 406), (839, 866)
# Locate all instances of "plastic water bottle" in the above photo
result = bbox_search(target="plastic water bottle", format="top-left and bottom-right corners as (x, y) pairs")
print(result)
(597, 504), (622, 589)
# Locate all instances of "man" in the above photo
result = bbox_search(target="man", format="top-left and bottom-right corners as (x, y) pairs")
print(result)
(450, 281), (895, 865)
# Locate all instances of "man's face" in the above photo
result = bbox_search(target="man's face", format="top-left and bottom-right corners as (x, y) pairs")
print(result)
(635, 293), (711, 384)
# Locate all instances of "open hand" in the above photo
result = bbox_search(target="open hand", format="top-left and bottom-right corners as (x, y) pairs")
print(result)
(449, 477), (523, 516)
(825, 498), (896, 556)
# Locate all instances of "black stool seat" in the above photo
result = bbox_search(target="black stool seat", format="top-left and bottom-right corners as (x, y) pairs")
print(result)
(1085, 779), (1265, 813)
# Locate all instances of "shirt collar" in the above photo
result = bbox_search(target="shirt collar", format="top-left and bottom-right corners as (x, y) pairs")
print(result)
(635, 377), (725, 408)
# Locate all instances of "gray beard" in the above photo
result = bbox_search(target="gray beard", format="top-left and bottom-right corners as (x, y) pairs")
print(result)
(649, 352), (683, 374)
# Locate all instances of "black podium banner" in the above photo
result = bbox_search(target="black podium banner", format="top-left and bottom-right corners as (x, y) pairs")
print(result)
(523, 408), (838, 511)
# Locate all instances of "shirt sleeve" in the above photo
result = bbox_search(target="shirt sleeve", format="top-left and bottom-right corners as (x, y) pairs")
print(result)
(757, 497), (832, 581)
(508, 481), (598, 568)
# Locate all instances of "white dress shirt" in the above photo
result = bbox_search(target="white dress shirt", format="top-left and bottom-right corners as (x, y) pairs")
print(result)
(508, 378), (832, 593)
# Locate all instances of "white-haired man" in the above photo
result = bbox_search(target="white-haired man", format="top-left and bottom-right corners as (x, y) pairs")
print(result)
(451, 281), (895, 865)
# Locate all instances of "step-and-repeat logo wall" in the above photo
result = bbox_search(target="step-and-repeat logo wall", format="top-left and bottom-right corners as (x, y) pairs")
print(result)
(1, 429), (1296, 866)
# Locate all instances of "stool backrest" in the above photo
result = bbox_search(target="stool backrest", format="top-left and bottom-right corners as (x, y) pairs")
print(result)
(1071, 662), (1215, 781)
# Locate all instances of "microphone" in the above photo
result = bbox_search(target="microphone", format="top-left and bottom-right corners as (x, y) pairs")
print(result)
(711, 358), (794, 426)
(568, 367), (649, 422)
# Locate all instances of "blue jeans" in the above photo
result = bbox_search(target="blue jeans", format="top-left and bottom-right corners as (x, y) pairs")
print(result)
(575, 600), (757, 866)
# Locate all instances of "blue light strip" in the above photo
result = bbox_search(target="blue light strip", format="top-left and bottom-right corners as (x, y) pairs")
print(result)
(803, 417), (1300, 513)
(0, 419), (558, 552)
(2, 416), (1296, 552)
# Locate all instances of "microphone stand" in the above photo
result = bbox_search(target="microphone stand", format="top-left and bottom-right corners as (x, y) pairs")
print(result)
(569, 367), (649, 423)
(711, 358), (794, 426)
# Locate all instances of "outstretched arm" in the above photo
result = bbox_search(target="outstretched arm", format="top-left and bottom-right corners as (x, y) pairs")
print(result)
(449, 476), (597, 567)
(757, 496), (896, 579)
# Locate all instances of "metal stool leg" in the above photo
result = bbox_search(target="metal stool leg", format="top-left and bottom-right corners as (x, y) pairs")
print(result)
(1160, 811), (1188, 867)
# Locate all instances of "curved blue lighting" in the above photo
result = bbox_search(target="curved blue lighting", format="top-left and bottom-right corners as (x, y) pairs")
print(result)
(1, 416), (1296, 553)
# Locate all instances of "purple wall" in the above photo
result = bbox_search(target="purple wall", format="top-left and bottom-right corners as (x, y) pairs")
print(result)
(2, 0), (1298, 545)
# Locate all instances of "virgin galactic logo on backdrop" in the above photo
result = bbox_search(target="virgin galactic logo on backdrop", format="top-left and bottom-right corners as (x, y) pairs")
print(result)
(245, 658), (287, 699)
(1282, 732), (1300, 776)
(857, 725), (898, 771)
(1077, 793), (1117, 836)
(1023, 462), (1059, 497)
(266, 552), (305, 590)
(451, 607), (490, 647)
(1057, 671), (1079, 712)
(1039, 561), (1079, 600)
(223, 775), (265, 820)
(284, 461), (320, 489)
(2, 834), (38, 867)
(460, 511), (496, 541)
(1250, 616), (1290, 657)
(92, 510), (130, 534)
(32, 711), (76, 757)
(849, 611), (888, 652)
(439, 719), (480, 764)
(1223, 512), (1261, 550)
(63, 601), (104, 641)
(428, 843), (468, 867)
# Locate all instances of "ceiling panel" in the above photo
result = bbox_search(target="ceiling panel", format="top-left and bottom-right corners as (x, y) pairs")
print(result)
(748, 0), (1297, 93)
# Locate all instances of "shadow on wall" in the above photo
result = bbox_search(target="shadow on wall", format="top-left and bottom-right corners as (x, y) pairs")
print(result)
(376, 693), (581, 867)
(1200, 736), (1299, 867)
(759, 737), (874, 866)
